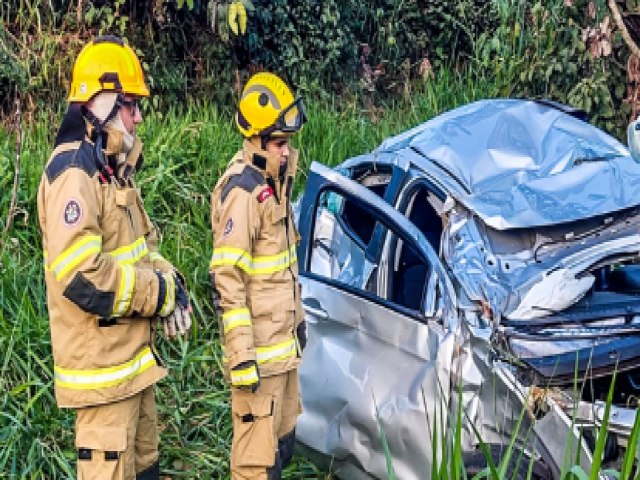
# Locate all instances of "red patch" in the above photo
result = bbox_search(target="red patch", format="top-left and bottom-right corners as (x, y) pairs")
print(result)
(257, 187), (274, 203)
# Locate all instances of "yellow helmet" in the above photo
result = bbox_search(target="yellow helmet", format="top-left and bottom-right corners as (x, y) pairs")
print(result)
(68, 36), (150, 102)
(235, 72), (307, 138)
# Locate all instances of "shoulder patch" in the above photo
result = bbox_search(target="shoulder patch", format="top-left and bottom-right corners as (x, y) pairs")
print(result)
(222, 217), (234, 237)
(63, 198), (83, 227)
(45, 142), (97, 184)
(221, 166), (265, 204)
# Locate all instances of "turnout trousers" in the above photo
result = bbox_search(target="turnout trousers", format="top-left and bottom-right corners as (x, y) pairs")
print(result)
(230, 369), (301, 480)
(75, 386), (160, 480)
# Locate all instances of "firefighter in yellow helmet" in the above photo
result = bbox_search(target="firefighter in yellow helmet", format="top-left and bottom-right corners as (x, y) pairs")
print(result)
(209, 71), (307, 479)
(36, 36), (191, 480)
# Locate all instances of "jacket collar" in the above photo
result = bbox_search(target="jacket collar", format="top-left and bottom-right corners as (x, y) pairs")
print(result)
(241, 138), (299, 182)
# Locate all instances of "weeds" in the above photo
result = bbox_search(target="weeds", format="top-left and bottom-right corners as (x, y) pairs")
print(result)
(0, 66), (502, 477)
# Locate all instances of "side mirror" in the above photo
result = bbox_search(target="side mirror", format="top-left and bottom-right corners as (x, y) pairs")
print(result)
(627, 117), (640, 163)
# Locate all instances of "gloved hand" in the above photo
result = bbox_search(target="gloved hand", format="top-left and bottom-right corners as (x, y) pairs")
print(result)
(174, 270), (190, 310)
(156, 271), (190, 315)
(296, 321), (307, 351)
(231, 360), (260, 393)
(162, 306), (192, 339)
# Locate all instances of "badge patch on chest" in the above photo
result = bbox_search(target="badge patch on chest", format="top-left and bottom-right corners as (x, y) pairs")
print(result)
(63, 199), (83, 227)
(257, 187), (274, 203)
(223, 217), (234, 237)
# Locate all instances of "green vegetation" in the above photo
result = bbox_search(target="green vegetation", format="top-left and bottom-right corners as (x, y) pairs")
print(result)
(0, 0), (637, 136)
(0, 68), (499, 478)
(3, 0), (640, 477)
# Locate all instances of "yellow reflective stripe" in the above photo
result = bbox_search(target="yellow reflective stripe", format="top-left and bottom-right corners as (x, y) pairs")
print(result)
(108, 237), (149, 266)
(54, 347), (156, 390)
(149, 252), (164, 262)
(158, 274), (175, 317)
(222, 307), (252, 334)
(230, 364), (259, 386)
(112, 264), (135, 317)
(210, 244), (297, 276)
(51, 235), (102, 281)
(209, 246), (253, 273)
(256, 338), (297, 365)
(43, 251), (50, 271)
(252, 244), (297, 274)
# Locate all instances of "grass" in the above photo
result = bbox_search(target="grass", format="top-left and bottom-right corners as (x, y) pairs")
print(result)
(0, 68), (503, 477)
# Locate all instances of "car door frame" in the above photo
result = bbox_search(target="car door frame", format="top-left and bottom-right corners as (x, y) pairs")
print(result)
(297, 161), (457, 319)
(296, 161), (460, 479)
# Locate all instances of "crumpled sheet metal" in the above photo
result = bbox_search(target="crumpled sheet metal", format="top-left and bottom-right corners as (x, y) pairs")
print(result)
(297, 279), (457, 480)
(373, 99), (640, 230)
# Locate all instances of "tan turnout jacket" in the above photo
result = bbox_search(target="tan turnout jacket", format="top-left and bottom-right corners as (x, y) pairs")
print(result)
(37, 112), (175, 408)
(210, 140), (304, 383)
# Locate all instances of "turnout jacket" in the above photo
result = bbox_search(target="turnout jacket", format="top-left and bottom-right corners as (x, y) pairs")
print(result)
(210, 139), (304, 383)
(37, 106), (175, 408)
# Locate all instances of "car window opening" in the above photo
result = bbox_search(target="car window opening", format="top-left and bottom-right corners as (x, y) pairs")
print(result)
(309, 190), (373, 290)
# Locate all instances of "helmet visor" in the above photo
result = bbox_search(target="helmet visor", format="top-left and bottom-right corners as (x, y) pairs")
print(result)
(281, 98), (307, 131)
(261, 98), (307, 136)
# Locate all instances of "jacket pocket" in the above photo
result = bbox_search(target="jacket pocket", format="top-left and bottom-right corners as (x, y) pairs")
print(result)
(231, 393), (276, 468)
(76, 424), (127, 480)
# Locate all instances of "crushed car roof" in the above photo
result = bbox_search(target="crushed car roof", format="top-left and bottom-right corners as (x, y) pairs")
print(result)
(354, 99), (640, 229)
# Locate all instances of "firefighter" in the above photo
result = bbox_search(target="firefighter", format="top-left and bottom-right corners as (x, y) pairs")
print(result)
(209, 72), (307, 479)
(37, 36), (191, 480)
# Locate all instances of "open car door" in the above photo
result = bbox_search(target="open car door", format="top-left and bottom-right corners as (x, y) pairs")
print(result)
(294, 162), (458, 480)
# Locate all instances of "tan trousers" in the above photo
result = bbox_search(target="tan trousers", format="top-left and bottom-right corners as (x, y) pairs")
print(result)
(230, 369), (301, 480)
(75, 386), (159, 480)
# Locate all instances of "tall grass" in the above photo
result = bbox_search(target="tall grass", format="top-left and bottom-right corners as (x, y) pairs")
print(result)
(0, 68), (501, 477)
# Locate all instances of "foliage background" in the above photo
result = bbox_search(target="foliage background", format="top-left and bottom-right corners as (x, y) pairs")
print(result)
(2, 0), (640, 477)
(1, 0), (639, 136)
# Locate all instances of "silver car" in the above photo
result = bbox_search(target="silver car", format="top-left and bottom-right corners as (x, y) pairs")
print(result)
(294, 99), (640, 479)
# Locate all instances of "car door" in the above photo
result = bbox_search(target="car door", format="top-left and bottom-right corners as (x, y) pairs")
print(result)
(295, 162), (458, 480)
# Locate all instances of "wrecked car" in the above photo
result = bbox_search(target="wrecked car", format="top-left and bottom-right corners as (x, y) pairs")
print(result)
(294, 99), (640, 479)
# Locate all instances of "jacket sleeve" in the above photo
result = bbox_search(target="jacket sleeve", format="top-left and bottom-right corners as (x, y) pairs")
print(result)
(210, 186), (259, 370)
(43, 167), (165, 319)
(134, 188), (177, 276)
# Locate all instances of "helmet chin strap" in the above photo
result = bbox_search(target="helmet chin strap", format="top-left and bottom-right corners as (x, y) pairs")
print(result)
(81, 92), (125, 182)
(107, 111), (135, 155)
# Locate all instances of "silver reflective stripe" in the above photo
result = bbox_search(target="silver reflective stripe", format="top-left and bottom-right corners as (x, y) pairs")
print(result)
(112, 264), (135, 317)
(54, 347), (156, 390)
(230, 364), (259, 386)
(158, 274), (175, 317)
(256, 338), (297, 365)
(223, 307), (252, 334)
(210, 244), (297, 275)
(51, 235), (102, 281)
(108, 237), (149, 266)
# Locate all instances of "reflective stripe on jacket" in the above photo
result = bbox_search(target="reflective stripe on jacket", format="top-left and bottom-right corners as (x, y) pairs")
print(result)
(37, 138), (172, 408)
(210, 139), (304, 379)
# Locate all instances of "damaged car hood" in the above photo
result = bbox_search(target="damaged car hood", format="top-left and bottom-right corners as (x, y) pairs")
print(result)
(342, 99), (640, 319)
(373, 98), (640, 230)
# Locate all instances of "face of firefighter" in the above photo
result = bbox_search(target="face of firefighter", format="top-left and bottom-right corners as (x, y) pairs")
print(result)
(119, 95), (143, 135)
(265, 137), (290, 166)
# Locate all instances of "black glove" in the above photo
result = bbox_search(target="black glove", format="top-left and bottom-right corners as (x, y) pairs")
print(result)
(174, 270), (190, 310)
(231, 360), (260, 393)
(155, 271), (190, 316)
(296, 321), (307, 351)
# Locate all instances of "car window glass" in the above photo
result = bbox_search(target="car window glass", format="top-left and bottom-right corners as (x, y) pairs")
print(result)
(310, 190), (376, 289)
(387, 235), (430, 311)
(405, 186), (444, 254)
(310, 188), (431, 313)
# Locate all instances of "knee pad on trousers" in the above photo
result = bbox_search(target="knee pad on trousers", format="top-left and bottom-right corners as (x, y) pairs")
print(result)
(278, 429), (295, 469)
(136, 460), (160, 480)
